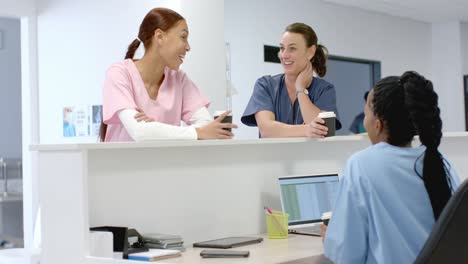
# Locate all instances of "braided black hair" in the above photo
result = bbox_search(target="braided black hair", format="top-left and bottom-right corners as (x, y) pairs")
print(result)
(371, 71), (451, 220)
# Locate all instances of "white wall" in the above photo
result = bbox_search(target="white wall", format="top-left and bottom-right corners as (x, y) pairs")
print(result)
(21, 15), (40, 250)
(0, 0), (35, 17)
(225, 0), (433, 139)
(37, 0), (225, 144)
(462, 23), (468, 76)
(180, 1), (226, 113)
(431, 22), (465, 131)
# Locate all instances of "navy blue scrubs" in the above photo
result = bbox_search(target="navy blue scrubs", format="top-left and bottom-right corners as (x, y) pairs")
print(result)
(241, 74), (341, 129)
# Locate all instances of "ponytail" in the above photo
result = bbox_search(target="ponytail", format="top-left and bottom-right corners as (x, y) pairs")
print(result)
(402, 71), (451, 220)
(125, 38), (141, 60)
(312, 44), (328, 77)
(99, 119), (107, 142)
(372, 71), (452, 220)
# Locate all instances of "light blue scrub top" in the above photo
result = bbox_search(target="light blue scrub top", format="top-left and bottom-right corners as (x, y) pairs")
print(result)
(241, 74), (341, 129)
(324, 142), (461, 264)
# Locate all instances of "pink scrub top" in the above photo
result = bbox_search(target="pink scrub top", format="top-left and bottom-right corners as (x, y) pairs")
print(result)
(103, 59), (210, 142)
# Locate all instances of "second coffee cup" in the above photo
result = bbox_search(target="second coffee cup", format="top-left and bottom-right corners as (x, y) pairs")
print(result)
(318, 112), (336, 137)
(214, 111), (233, 132)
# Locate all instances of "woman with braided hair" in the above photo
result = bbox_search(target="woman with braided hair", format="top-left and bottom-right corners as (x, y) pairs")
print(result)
(322, 71), (461, 263)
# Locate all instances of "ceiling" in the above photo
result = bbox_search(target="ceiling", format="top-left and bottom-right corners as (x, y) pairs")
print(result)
(323, 0), (468, 23)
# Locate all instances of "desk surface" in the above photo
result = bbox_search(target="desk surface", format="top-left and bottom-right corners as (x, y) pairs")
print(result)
(161, 234), (325, 264)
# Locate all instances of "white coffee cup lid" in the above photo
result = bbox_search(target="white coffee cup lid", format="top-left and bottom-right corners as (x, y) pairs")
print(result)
(214, 110), (233, 116)
(321, 211), (333, 219)
(318, 111), (336, 118)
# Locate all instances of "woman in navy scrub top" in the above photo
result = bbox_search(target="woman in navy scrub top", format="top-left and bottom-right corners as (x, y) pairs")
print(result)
(242, 23), (341, 138)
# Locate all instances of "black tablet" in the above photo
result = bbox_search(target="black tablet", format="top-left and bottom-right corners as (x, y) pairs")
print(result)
(193, 237), (263, 249)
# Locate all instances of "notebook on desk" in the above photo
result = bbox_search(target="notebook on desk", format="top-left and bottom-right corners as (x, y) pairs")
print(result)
(128, 248), (181, 261)
(278, 173), (339, 236)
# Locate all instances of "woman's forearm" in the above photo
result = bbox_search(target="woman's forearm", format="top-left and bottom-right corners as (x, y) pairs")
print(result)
(258, 121), (307, 138)
(118, 109), (197, 141)
(297, 93), (321, 123)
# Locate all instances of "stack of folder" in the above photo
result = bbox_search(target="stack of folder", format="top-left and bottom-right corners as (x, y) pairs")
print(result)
(142, 233), (185, 251)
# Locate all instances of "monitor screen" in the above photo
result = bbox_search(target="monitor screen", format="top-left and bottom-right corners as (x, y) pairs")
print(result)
(279, 174), (339, 225)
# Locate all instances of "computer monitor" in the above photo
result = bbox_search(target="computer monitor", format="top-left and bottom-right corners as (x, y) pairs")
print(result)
(279, 174), (339, 225)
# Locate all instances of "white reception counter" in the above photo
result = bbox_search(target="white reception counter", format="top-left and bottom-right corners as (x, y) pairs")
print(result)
(31, 133), (468, 264)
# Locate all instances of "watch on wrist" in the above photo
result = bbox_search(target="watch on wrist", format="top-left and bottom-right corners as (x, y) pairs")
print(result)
(296, 88), (309, 95)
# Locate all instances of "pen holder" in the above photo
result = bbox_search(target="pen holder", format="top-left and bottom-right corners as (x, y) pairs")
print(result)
(265, 210), (289, 239)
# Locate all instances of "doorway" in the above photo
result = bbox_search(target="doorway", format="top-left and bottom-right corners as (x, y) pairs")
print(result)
(0, 16), (23, 248)
(324, 55), (381, 135)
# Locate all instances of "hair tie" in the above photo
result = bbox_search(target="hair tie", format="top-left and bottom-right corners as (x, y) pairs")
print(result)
(136, 37), (142, 43)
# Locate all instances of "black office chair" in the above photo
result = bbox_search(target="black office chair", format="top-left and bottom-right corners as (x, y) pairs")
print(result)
(414, 179), (468, 264)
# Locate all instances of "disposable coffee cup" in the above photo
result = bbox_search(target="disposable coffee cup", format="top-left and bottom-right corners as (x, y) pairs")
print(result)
(214, 110), (233, 132)
(321, 211), (332, 226)
(318, 112), (336, 137)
